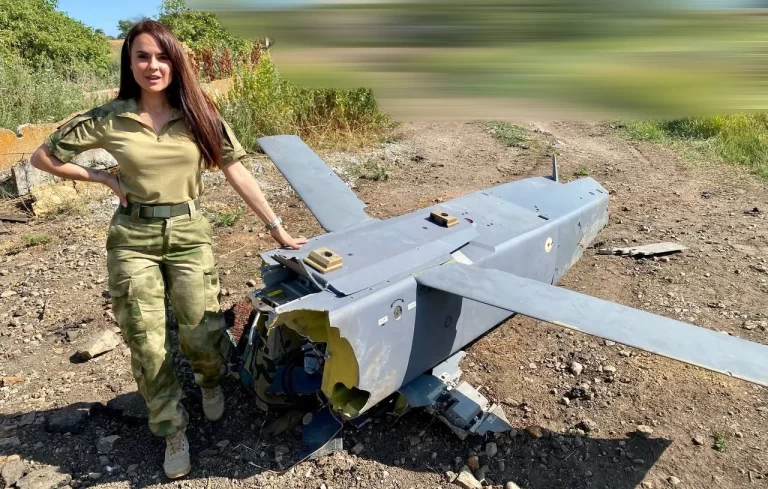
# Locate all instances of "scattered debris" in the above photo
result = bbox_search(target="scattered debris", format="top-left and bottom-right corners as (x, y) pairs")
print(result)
(45, 403), (98, 435)
(668, 475), (682, 486)
(263, 410), (304, 437)
(569, 361), (584, 376)
(525, 425), (543, 439)
(466, 455), (480, 471)
(742, 320), (767, 331)
(485, 442), (498, 458)
(1, 376), (26, 387)
(0, 214), (31, 223)
(455, 465), (482, 489)
(598, 242), (688, 258)
(576, 419), (598, 434)
(75, 330), (120, 361)
(635, 425), (654, 439)
(16, 467), (71, 489)
(1, 458), (26, 487)
(95, 435), (120, 454)
(744, 207), (762, 216)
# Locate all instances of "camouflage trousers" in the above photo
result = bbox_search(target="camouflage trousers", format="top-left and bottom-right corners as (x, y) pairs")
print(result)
(106, 202), (227, 437)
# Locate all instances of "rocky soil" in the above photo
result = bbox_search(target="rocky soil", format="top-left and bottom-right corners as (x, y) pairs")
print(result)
(0, 120), (766, 489)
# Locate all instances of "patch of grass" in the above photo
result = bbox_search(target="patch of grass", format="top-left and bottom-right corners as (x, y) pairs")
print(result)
(352, 160), (390, 182)
(712, 431), (727, 452)
(487, 121), (530, 148)
(621, 114), (768, 179)
(22, 234), (54, 247)
(215, 208), (244, 227)
(217, 54), (391, 151)
(0, 55), (114, 130)
(574, 167), (591, 177)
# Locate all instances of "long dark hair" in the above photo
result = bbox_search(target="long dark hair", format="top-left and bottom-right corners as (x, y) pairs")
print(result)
(118, 20), (222, 170)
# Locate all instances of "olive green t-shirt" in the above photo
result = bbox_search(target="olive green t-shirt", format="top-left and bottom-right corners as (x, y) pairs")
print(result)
(43, 98), (247, 205)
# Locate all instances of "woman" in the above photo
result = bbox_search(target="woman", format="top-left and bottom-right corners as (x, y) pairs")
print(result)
(30, 20), (306, 479)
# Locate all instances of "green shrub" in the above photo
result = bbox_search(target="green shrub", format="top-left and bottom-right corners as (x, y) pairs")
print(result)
(217, 54), (390, 150)
(574, 167), (590, 177)
(0, 55), (107, 130)
(712, 431), (727, 452)
(353, 160), (390, 182)
(0, 0), (110, 77)
(22, 234), (54, 247)
(623, 114), (768, 179)
(215, 208), (244, 227)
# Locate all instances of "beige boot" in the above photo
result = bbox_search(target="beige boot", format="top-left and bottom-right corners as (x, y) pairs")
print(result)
(164, 430), (191, 479)
(202, 385), (225, 422)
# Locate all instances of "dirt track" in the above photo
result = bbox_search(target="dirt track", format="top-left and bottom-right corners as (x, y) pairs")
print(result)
(0, 121), (766, 489)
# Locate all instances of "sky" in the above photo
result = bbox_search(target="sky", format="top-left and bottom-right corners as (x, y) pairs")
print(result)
(58, 0), (162, 37)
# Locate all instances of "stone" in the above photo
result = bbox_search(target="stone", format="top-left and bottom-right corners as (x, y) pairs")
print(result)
(445, 471), (457, 483)
(105, 388), (148, 421)
(668, 476), (682, 486)
(2, 459), (26, 486)
(96, 435), (120, 454)
(603, 365), (617, 374)
(692, 435), (705, 446)
(98, 456), (110, 467)
(505, 483), (522, 489)
(635, 425), (654, 439)
(246, 279), (257, 287)
(87, 473), (101, 481)
(485, 442), (498, 458)
(351, 443), (364, 455)
(45, 403), (97, 435)
(125, 465), (138, 476)
(0, 437), (21, 448)
(525, 425), (543, 439)
(1, 290), (17, 299)
(18, 413), (36, 427)
(576, 419), (598, 434)
(12, 150), (117, 196)
(466, 455), (480, 471)
(570, 362), (584, 376)
(455, 466), (482, 489)
(76, 331), (120, 361)
(31, 185), (86, 217)
(16, 468), (72, 489)
(743, 320), (767, 331)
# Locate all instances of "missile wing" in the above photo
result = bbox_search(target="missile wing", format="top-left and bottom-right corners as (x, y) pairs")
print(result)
(414, 262), (768, 387)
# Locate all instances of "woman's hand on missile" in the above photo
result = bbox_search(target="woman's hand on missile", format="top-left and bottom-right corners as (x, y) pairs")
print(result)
(271, 225), (308, 250)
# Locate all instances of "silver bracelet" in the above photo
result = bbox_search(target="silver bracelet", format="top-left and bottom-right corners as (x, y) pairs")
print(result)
(265, 216), (282, 230)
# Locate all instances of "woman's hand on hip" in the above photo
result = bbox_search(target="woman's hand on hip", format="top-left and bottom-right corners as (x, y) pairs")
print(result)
(100, 173), (128, 208)
(270, 226), (308, 250)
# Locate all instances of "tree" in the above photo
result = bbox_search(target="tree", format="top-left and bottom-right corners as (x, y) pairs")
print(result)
(0, 0), (110, 75)
(117, 18), (137, 39)
(157, 0), (250, 54)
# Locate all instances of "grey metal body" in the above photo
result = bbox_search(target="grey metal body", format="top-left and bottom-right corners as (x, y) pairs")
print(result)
(243, 135), (767, 425)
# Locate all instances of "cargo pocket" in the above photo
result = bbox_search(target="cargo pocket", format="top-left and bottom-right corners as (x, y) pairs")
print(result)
(109, 276), (147, 345)
(203, 268), (221, 313)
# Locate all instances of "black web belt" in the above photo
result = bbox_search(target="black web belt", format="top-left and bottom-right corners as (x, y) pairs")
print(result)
(118, 199), (200, 219)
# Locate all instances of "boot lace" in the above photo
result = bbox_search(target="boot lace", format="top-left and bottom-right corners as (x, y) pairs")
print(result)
(202, 387), (219, 402)
(167, 431), (185, 455)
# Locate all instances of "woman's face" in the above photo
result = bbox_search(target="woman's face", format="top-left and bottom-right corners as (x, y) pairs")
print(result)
(130, 33), (173, 93)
